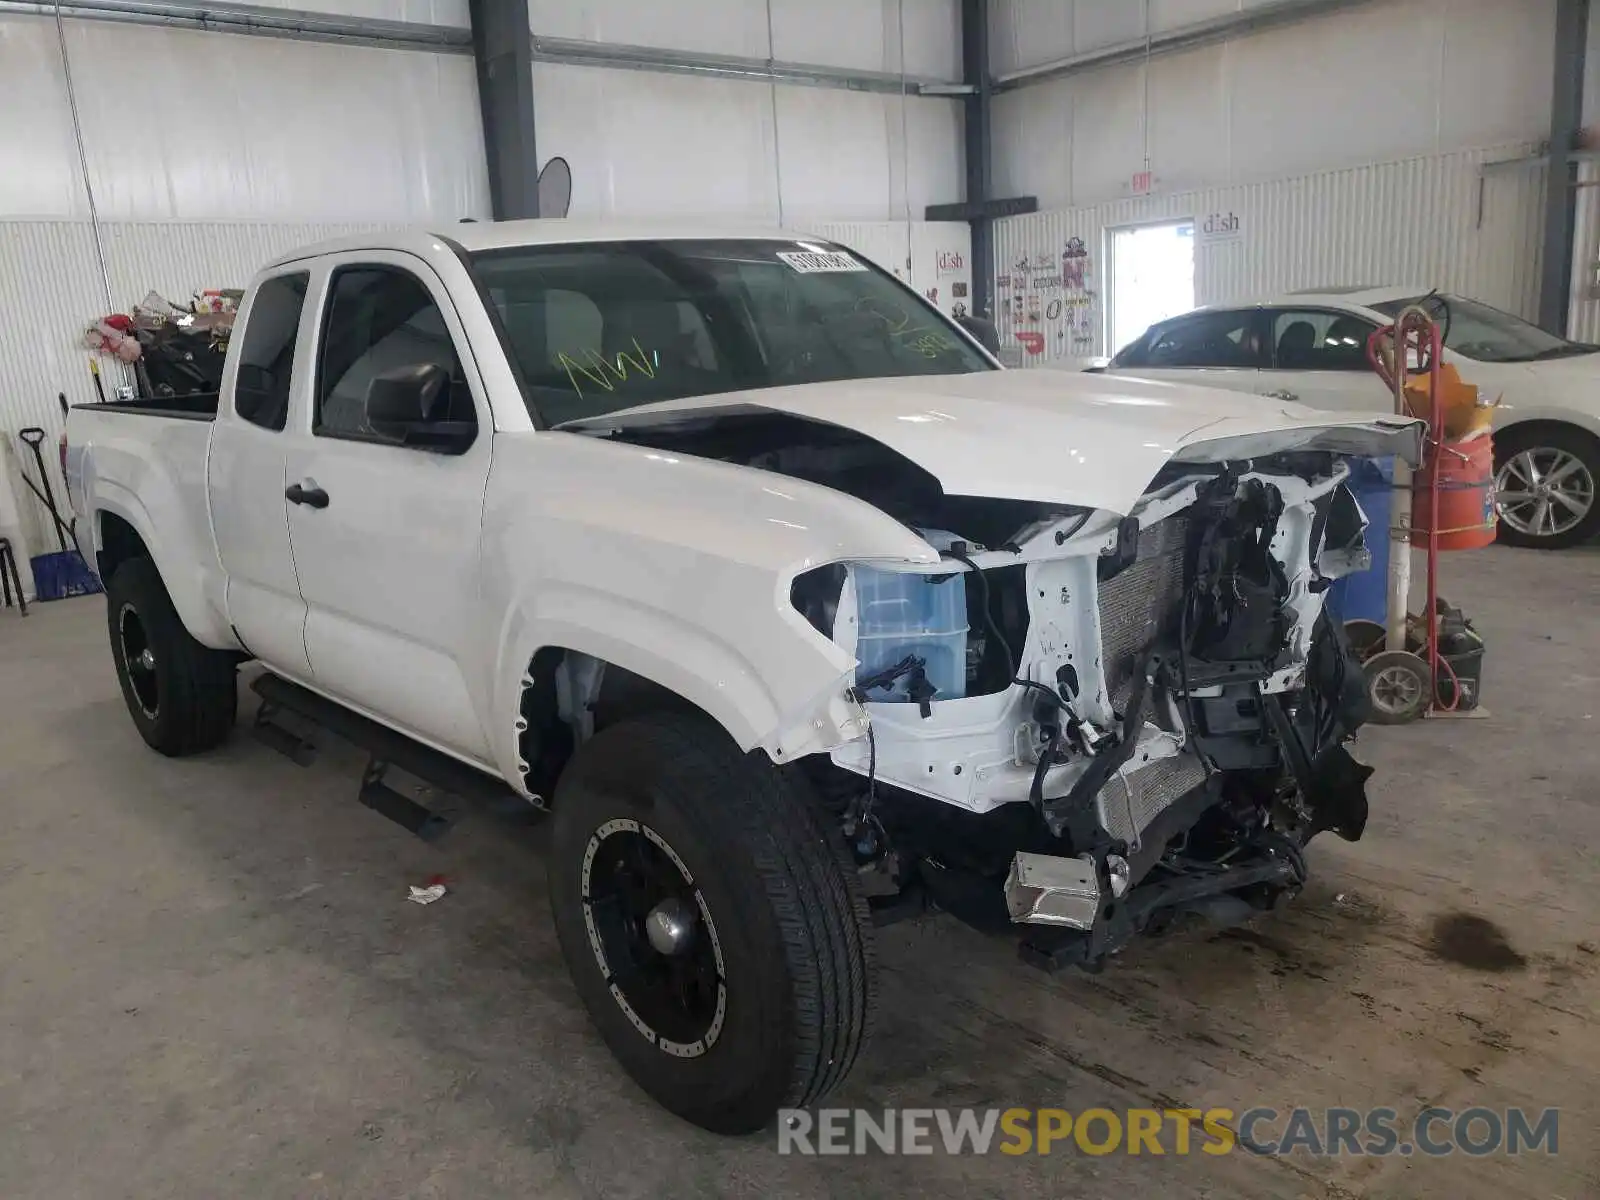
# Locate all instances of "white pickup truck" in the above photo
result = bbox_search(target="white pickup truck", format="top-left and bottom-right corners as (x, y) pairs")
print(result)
(65, 220), (1422, 1133)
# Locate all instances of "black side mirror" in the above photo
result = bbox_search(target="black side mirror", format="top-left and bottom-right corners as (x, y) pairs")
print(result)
(365, 362), (474, 453)
(957, 314), (1000, 354)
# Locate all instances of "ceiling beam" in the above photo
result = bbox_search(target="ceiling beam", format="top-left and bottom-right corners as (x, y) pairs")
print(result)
(0, 0), (470, 53)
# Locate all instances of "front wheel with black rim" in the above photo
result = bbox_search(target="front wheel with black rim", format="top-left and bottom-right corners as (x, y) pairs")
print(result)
(548, 713), (874, 1134)
(106, 556), (238, 756)
(1494, 425), (1600, 549)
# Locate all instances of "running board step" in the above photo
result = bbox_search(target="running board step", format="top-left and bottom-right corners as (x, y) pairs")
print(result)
(360, 760), (453, 843)
(250, 673), (539, 841)
(253, 700), (319, 766)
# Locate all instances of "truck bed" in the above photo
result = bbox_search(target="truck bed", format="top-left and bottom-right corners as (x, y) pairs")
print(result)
(71, 393), (219, 422)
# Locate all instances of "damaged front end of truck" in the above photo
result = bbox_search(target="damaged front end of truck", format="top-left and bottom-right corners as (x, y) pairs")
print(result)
(565, 376), (1423, 970)
(793, 457), (1406, 969)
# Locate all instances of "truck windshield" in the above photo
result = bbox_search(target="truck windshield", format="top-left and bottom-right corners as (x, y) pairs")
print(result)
(467, 239), (993, 426)
(1373, 294), (1599, 363)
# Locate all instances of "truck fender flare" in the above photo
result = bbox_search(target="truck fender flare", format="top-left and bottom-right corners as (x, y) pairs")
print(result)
(486, 602), (860, 794)
(90, 486), (234, 649)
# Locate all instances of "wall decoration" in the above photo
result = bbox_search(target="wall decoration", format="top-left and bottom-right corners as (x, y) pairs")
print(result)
(1000, 236), (1099, 363)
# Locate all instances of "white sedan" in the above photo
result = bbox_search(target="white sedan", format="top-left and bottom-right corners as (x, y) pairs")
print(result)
(1101, 287), (1600, 549)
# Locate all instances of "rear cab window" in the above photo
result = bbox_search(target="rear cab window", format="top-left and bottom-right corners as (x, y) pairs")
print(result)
(235, 272), (309, 431)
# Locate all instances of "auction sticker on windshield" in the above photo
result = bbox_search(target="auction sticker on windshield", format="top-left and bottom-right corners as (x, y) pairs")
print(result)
(777, 249), (867, 273)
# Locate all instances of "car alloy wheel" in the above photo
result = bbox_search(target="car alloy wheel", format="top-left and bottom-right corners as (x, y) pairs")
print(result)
(1496, 446), (1595, 541)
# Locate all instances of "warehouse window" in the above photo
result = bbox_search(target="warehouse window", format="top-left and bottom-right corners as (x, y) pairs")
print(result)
(468, 239), (993, 426)
(234, 272), (308, 431)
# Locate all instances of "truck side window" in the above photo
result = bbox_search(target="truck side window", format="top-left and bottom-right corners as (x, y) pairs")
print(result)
(235, 272), (308, 431)
(316, 266), (471, 441)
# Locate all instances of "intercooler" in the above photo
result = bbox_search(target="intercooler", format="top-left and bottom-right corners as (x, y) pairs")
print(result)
(1093, 515), (1206, 849)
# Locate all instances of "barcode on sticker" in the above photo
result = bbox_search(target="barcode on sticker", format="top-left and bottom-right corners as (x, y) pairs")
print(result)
(776, 250), (866, 273)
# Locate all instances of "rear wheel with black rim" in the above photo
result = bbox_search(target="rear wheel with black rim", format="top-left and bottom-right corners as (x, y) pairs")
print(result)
(106, 557), (238, 756)
(548, 713), (874, 1134)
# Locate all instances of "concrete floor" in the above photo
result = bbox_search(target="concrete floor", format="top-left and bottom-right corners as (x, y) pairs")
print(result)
(1, 545), (1597, 1199)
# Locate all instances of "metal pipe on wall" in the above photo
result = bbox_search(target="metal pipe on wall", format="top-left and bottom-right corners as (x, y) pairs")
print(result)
(52, 1), (114, 316)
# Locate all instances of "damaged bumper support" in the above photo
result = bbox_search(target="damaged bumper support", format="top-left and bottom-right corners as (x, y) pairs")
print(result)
(1004, 839), (1308, 971)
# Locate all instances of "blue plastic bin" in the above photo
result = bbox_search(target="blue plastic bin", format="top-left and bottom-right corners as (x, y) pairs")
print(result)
(1324, 458), (1392, 626)
(31, 549), (103, 601)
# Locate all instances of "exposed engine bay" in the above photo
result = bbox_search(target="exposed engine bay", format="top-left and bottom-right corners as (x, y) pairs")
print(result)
(592, 409), (1389, 970)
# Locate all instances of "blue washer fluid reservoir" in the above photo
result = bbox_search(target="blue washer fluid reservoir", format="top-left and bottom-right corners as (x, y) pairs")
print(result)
(850, 529), (969, 703)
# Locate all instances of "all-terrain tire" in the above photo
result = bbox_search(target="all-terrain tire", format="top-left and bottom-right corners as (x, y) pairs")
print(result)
(106, 557), (238, 756)
(547, 713), (875, 1134)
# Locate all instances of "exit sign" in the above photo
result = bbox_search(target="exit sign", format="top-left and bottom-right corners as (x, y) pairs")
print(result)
(1131, 170), (1154, 196)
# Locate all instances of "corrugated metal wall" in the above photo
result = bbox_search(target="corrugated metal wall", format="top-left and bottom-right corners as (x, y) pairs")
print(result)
(992, 143), (1547, 366)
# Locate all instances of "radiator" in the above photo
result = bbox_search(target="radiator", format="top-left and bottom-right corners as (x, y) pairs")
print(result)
(1096, 515), (1189, 714)
(1093, 515), (1202, 849)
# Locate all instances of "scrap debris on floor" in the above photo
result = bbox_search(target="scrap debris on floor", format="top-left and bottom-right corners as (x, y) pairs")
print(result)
(0, 545), (1596, 1200)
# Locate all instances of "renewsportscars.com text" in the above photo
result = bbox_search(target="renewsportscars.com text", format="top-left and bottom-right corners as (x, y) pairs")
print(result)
(777, 1106), (1560, 1157)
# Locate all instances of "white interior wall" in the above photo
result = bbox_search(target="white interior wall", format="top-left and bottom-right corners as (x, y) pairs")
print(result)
(244, 0), (468, 22)
(530, 0), (959, 77)
(991, 0), (1559, 210)
(0, 15), (489, 222)
(529, 0), (963, 223)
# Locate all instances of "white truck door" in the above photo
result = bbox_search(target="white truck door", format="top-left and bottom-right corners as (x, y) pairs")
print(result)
(283, 255), (494, 762)
(1256, 308), (1388, 412)
(207, 269), (314, 677)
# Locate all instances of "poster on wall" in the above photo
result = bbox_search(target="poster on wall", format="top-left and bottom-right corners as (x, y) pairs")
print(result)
(997, 236), (1098, 365)
(919, 244), (973, 320)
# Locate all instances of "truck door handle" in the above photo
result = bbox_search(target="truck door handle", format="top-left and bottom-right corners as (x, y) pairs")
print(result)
(1264, 388), (1299, 402)
(285, 483), (329, 509)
